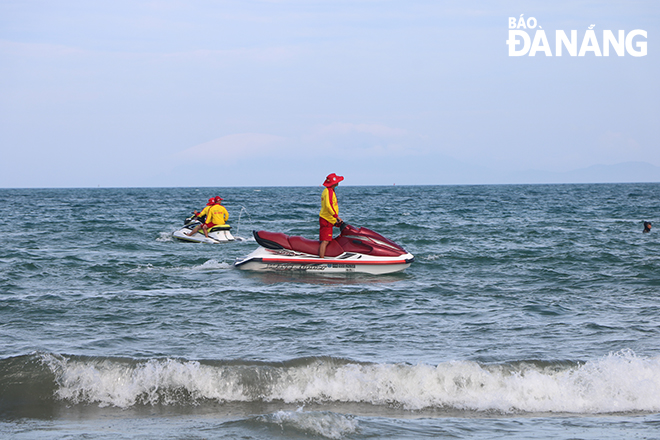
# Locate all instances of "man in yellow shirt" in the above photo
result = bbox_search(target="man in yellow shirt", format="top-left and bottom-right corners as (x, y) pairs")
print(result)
(193, 198), (215, 220)
(203, 196), (229, 236)
(319, 173), (344, 258)
(187, 196), (229, 238)
(186, 197), (214, 237)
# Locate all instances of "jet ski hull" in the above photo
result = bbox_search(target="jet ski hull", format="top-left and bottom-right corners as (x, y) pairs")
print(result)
(234, 246), (414, 274)
(234, 224), (414, 274)
(172, 222), (235, 243)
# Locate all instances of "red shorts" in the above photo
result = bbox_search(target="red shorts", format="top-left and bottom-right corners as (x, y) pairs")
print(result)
(204, 222), (217, 228)
(319, 217), (335, 241)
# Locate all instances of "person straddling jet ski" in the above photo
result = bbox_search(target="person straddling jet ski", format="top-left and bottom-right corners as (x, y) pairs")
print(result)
(319, 173), (344, 258)
(187, 196), (229, 238)
(190, 197), (215, 223)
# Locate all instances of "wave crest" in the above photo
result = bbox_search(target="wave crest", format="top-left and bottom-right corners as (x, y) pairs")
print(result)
(10, 351), (656, 414)
(255, 409), (358, 439)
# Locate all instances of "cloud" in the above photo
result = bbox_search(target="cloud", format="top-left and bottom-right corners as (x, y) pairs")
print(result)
(305, 122), (429, 158)
(172, 123), (417, 171)
(313, 122), (407, 138)
(174, 133), (288, 163)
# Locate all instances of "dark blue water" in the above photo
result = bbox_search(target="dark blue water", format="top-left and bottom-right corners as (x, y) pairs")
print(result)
(1, 184), (659, 439)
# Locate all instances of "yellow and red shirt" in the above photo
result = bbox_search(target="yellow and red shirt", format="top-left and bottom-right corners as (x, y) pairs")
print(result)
(197, 205), (212, 218)
(206, 204), (229, 226)
(319, 187), (339, 225)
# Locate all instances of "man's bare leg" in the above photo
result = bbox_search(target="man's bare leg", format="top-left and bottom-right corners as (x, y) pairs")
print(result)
(319, 240), (329, 258)
(186, 225), (202, 236)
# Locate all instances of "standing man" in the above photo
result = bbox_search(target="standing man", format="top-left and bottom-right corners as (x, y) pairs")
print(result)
(319, 173), (344, 258)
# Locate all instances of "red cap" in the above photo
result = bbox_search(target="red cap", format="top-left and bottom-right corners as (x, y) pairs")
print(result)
(207, 197), (215, 205)
(323, 173), (344, 187)
(214, 196), (224, 203)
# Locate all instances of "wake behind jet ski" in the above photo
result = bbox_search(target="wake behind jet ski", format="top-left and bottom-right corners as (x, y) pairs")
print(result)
(234, 223), (414, 274)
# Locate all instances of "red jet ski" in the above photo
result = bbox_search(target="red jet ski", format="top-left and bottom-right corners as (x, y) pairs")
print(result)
(234, 224), (414, 274)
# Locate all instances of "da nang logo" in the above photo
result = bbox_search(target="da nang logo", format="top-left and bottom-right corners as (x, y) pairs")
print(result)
(506, 15), (647, 56)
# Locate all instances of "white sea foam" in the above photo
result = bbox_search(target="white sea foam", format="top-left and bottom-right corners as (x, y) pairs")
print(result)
(156, 232), (174, 242)
(258, 409), (358, 439)
(422, 254), (444, 261)
(230, 235), (251, 242)
(191, 259), (231, 271)
(127, 260), (230, 273)
(42, 350), (660, 414)
(127, 263), (154, 273)
(235, 235), (256, 242)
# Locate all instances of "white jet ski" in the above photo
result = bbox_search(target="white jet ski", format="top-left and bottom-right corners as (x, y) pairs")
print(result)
(172, 216), (235, 244)
(234, 223), (414, 275)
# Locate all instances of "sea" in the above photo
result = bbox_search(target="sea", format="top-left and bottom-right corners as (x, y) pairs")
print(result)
(1, 183), (659, 439)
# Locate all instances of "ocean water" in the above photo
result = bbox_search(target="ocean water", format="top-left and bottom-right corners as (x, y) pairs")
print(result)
(1, 183), (659, 439)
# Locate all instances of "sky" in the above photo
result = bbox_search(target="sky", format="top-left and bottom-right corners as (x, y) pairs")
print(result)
(0, 0), (658, 187)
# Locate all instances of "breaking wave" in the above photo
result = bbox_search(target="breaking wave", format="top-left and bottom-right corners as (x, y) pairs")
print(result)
(2, 350), (660, 416)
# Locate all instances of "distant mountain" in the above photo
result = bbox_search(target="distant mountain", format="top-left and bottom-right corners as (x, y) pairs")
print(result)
(159, 154), (659, 187)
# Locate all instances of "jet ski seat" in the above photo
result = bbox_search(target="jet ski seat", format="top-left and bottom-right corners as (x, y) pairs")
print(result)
(288, 236), (343, 257)
(253, 231), (343, 257)
(209, 225), (231, 233)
